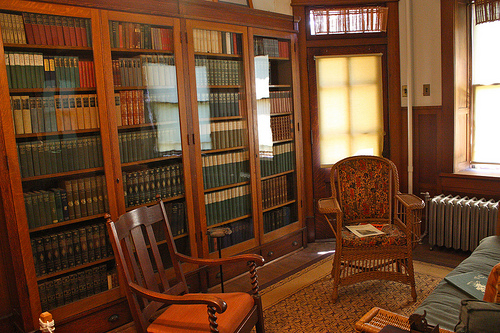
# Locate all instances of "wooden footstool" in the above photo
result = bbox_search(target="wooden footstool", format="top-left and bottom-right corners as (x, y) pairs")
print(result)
(355, 307), (454, 333)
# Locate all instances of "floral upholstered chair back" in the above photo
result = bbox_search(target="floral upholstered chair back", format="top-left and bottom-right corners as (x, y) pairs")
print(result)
(332, 156), (399, 225)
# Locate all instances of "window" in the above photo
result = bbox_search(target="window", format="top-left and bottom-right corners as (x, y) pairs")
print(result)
(471, 5), (500, 167)
(316, 54), (384, 167)
(309, 6), (388, 36)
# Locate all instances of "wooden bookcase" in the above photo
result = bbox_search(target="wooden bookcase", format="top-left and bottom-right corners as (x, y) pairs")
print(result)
(0, 0), (303, 331)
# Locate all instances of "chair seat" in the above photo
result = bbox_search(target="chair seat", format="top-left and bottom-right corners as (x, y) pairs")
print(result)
(148, 292), (255, 333)
(341, 224), (407, 247)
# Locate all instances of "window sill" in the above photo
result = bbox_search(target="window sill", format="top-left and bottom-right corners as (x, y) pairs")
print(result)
(453, 168), (500, 179)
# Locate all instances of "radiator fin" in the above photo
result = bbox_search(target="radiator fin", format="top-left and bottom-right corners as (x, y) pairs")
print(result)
(428, 194), (498, 251)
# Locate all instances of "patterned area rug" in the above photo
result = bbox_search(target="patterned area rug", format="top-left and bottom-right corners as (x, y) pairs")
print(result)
(259, 256), (451, 333)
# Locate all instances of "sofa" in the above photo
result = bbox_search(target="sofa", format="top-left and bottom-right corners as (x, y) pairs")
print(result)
(414, 235), (500, 331)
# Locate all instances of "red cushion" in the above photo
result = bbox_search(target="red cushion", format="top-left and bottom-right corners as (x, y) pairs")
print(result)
(484, 262), (500, 303)
(148, 292), (254, 333)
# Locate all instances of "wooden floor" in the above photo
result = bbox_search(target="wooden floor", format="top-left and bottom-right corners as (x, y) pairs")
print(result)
(108, 237), (470, 332)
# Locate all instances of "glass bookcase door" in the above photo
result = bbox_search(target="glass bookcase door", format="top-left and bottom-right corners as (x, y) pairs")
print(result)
(189, 23), (256, 256)
(0, 8), (117, 316)
(252, 33), (299, 241)
(104, 13), (193, 265)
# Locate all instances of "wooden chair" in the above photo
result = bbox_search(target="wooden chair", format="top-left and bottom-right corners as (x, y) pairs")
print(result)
(317, 155), (424, 302)
(105, 198), (265, 333)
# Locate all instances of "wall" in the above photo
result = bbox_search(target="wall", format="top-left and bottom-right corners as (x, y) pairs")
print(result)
(399, 0), (442, 108)
(253, 0), (292, 15)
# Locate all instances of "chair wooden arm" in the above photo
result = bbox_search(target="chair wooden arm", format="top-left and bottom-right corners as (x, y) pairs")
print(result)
(128, 281), (227, 313)
(318, 197), (342, 214)
(176, 253), (265, 267)
(395, 193), (425, 210)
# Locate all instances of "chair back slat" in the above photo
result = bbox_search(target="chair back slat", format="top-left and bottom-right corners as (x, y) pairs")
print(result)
(106, 198), (191, 333)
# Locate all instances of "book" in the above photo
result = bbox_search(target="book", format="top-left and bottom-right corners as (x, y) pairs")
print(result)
(345, 224), (385, 238)
(445, 272), (488, 299)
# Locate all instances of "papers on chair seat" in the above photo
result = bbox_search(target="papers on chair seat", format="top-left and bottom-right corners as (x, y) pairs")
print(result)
(346, 224), (385, 238)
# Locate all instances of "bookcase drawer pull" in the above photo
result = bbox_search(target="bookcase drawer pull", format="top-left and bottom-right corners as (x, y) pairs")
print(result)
(108, 314), (120, 323)
(292, 241), (298, 246)
(267, 251), (274, 257)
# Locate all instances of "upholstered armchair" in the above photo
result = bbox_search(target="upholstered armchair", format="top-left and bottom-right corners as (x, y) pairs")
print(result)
(317, 155), (424, 301)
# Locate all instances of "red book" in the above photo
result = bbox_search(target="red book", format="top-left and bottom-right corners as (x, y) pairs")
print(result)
(49, 15), (59, 46)
(35, 14), (47, 45)
(42, 14), (54, 45)
(80, 19), (88, 47)
(78, 60), (85, 88)
(160, 28), (167, 51)
(167, 28), (173, 52)
(118, 23), (123, 48)
(54, 16), (64, 46)
(139, 90), (145, 123)
(89, 61), (95, 87)
(22, 13), (35, 44)
(30, 13), (42, 45)
(74, 18), (83, 46)
(68, 17), (77, 47)
(61, 16), (71, 46)
(126, 91), (133, 125)
(119, 91), (128, 126)
(83, 61), (90, 88)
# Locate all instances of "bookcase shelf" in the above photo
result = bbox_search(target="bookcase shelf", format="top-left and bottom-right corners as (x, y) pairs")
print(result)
(29, 213), (106, 233)
(0, 2), (302, 332)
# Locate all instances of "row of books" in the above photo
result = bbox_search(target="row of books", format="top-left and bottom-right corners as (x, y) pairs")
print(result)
(263, 206), (293, 233)
(201, 120), (247, 150)
(18, 136), (104, 178)
(112, 55), (176, 88)
(193, 29), (242, 55)
(152, 202), (187, 239)
(195, 58), (242, 86)
(31, 223), (112, 276)
(118, 129), (181, 163)
(11, 94), (99, 135)
(254, 37), (289, 58)
(269, 91), (293, 114)
(5, 52), (95, 89)
(271, 115), (293, 142)
(262, 174), (290, 210)
(115, 90), (180, 127)
(204, 185), (251, 226)
(198, 91), (241, 118)
(39, 265), (116, 312)
(122, 163), (184, 208)
(260, 142), (295, 177)
(109, 21), (173, 51)
(0, 12), (92, 47)
(202, 151), (250, 189)
(208, 218), (254, 252)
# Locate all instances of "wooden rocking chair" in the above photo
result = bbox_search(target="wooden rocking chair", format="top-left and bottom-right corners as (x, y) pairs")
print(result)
(106, 197), (265, 332)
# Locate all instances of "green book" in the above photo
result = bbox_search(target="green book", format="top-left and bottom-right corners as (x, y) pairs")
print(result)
(24, 192), (35, 229)
(40, 190), (52, 226)
(28, 97), (38, 134)
(77, 270), (86, 299)
(35, 237), (46, 275)
(84, 177), (93, 216)
(5, 53), (12, 88)
(445, 272), (488, 300)
(95, 175), (105, 213)
(21, 95), (32, 134)
(63, 180), (75, 220)
(62, 275), (72, 304)
(92, 224), (101, 260)
(51, 188), (64, 222)
(90, 176), (99, 214)
(53, 277), (63, 307)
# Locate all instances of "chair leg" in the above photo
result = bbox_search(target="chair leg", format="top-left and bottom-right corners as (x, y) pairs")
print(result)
(255, 297), (265, 333)
(331, 252), (341, 302)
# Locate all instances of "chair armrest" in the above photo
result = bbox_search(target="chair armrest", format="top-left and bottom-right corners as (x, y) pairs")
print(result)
(395, 193), (425, 210)
(176, 253), (265, 267)
(129, 282), (227, 313)
(318, 197), (341, 214)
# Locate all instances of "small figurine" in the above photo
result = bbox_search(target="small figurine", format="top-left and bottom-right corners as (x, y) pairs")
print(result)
(409, 311), (439, 333)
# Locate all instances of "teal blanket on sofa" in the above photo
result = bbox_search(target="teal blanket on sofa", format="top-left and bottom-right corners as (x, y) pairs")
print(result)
(414, 235), (500, 331)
